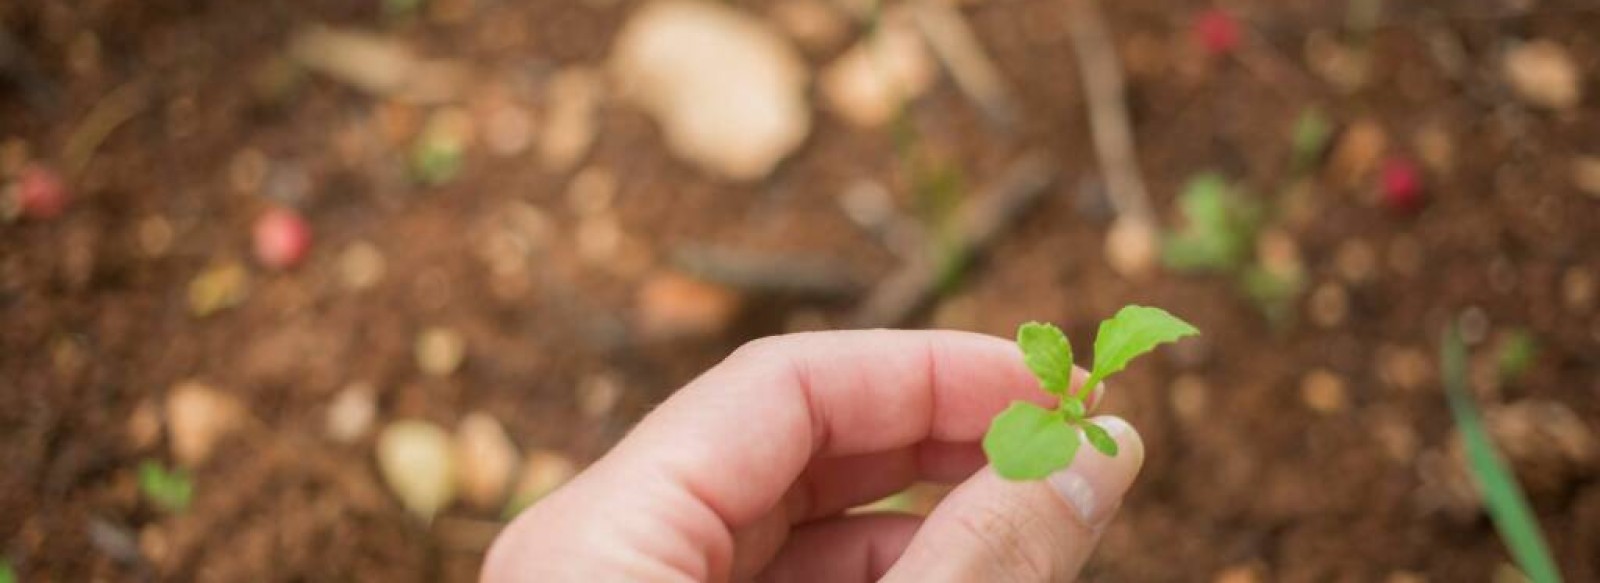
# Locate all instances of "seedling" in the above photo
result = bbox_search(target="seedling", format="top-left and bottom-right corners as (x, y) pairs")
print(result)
(1290, 108), (1333, 173)
(983, 306), (1198, 480)
(138, 459), (194, 513)
(1497, 330), (1538, 383)
(1162, 173), (1259, 273)
(0, 558), (14, 583)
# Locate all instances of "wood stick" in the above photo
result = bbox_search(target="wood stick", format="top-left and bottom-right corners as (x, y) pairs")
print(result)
(909, 0), (1018, 129)
(1063, 0), (1152, 222)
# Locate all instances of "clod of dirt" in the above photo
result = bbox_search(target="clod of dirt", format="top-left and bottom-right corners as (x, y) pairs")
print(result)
(187, 262), (250, 317)
(337, 240), (386, 291)
(479, 101), (534, 157)
(635, 271), (742, 339)
(1562, 267), (1595, 312)
(137, 215), (175, 258)
(510, 450), (577, 512)
(1328, 119), (1387, 189)
(1104, 217), (1160, 280)
(126, 399), (163, 451)
(576, 372), (624, 419)
(819, 11), (935, 129)
(166, 381), (244, 466)
(1377, 345), (1432, 392)
(538, 67), (602, 173)
(1169, 374), (1209, 425)
(1304, 31), (1369, 93)
(1412, 124), (1454, 174)
(252, 207), (313, 270)
(565, 166), (618, 218)
(453, 413), (520, 510)
(1307, 282), (1349, 328)
(415, 327), (466, 377)
(1299, 368), (1349, 414)
(1502, 39), (1583, 111)
(326, 382), (377, 443)
(1479, 399), (1596, 498)
(612, 0), (811, 180)
(11, 163), (70, 220)
(376, 420), (456, 521)
(768, 0), (848, 54)
(1573, 156), (1600, 199)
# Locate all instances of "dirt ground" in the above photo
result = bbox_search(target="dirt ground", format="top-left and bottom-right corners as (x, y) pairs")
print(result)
(2, 0), (1598, 580)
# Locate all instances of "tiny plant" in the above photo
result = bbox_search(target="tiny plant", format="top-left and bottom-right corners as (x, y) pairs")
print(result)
(983, 306), (1198, 480)
(138, 459), (194, 513)
(0, 558), (14, 583)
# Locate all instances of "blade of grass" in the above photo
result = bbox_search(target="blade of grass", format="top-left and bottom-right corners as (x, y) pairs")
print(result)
(1441, 325), (1563, 583)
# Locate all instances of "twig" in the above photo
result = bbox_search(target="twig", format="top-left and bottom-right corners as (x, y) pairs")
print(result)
(908, 0), (1018, 129)
(61, 80), (150, 180)
(1063, 0), (1152, 222)
(852, 151), (1056, 327)
(671, 245), (865, 299)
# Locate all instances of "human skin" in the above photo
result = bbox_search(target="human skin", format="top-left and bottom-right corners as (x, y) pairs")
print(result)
(483, 329), (1144, 582)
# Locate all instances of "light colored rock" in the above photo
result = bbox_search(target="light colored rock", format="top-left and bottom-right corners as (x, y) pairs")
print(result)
(1105, 217), (1159, 280)
(509, 449), (577, 512)
(166, 381), (243, 466)
(1169, 374), (1208, 424)
(566, 166), (618, 218)
(338, 240), (387, 291)
(577, 372), (624, 419)
(1503, 40), (1582, 111)
(288, 26), (468, 104)
(819, 13), (936, 128)
(1307, 282), (1349, 328)
(769, 0), (849, 53)
(611, 0), (811, 180)
(326, 382), (377, 443)
(481, 102), (535, 156)
(1573, 156), (1600, 199)
(1300, 368), (1348, 414)
(539, 67), (602, 172)
(376, 420), (456, 521)
(1378, 345), (1431, 392)
(127, 399), (162, 451)
(415, 327), (466, 377)
(1563, 267), (1595, 312)
(1334, 239), (1378, 284)
(1412, 124), (1454, 174)
(137, 215), (174, 259)
(1328, 119), (1387, 188)
(454, 413), (520, 510)
(636, 271), (742, 338)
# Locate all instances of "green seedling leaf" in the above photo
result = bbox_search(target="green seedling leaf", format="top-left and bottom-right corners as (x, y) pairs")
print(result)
(1162, 173), (1257, 273)
(1442, 326), (1563, 583)
(1089, 306), (1199, 389)
(1017, 322), (1074, 394)
(0, 558), (15, 583)
(1081, 421), (1119, 457)
(138, 460), (194, 513)
(1291, 108), (1333, 171)
(1497, 330), (1538, 383)
(983, 402), (1081, 480)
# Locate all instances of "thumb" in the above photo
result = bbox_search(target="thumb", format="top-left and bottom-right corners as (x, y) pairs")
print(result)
(881, 416), (1144, 582)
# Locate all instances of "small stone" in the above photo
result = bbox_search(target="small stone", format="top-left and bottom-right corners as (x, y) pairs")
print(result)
(769, 0), (848, 53)
(1562, 267), (1595, 312)
(454, 413), (521, 510)
(1334, 239), (1377, 284)
(481, 103), (535, 157)
(612, 0), (811, 180)
(1378, 345), (1432, 392)
(137, 215), (174, 258)
(338, 240), (387, 291)
(1105, 217), (1160, 280)
(376, 420), (456, 521)
(1300, 368), (1348, 414)
(1574, 156), (1600, 199)
(1457, 307), (1490, 345)
(819, 13), (935, 128)
(1368, 410), (1419, 463)
(166, 381), (243, 466)
(1169, 374), (1208, 424)
(187, 262), (250, 317)
(1307, 282), (1349, 328)
(539, 67), (602, 173)
(228, 148), (269, 195)
(566, 166), (617, 218)
(509, 450), (577, 512)
(636, 272), (742, 338)
(1503, 39), (1582, 111)
(1305, 31), (1368, 93)
(1212, 562), (1266, 583)
(1255, 228), (1302, 278)
(838, 179), (895, 231)
(1412, 124), (1454, 174)
(415, 327), (466, 377)
(127, 399), (162, 451)
(326, 382), (377, 443)
(577, 372), (623, 419)
(575, 215), (624, 265)
(1328, 119), (1387, 188)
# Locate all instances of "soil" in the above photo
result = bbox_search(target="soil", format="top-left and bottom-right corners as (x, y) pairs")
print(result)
(3, 0), (1598, 581)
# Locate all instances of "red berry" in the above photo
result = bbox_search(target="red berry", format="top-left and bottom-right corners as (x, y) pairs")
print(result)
(15, 163), (69, 220)
(253, 207), (312, 269)
(1194, 8), (1241, 57)
(1379, 158), (1425, 214)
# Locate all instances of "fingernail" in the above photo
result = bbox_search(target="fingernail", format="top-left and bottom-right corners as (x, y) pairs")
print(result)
(1045, 416), (1144, 527)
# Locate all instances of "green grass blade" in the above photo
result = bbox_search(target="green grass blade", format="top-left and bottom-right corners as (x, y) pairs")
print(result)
(1441, 326), (1563, 583)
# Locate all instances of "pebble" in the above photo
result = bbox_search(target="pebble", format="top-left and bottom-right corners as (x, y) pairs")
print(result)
(838, 179), (895, 231)
(187, 262), (250, 317)
(1305, 31), (1368, 93)
(1574, 156), (1600, 199)
(769, 0), (848, 53)
(137, 215), (174, 258)
(326, 382), (377, 443)
(1333, 239), (1377, 284)
(1378, 345), (1432, 392)
(126, 399), (163, 451)
(1169, 374), (1209, 424)
(1104, 217), (1160, 280)
(1300, 368), (1348, 414)
(481, 103), (535, 157)
(510, 450), (577, 512)
(166, 381), (243, 466)
(415, 327), (466, 377)
(577, 372), (624, 419)
(338, 240), (387, 291)
(1368, 409), (1419, 463)
(539, 67), (602, 173)
(1502, 39), (1582, 111)
(376, 420), (456, 521)
(819, 13), (935, 128)
(454, 413), (521, 510)
(566, 166), (618, 218)
(1307, 282), (1349, 328)
(1457, 307), (1490, 345)
(612, 0), (810, 179)
(1412, 124), (1454, 174)
(635, 271), (742, 338)
(1562, 267), (1595, 312)
(1328, 119), (1387, 188)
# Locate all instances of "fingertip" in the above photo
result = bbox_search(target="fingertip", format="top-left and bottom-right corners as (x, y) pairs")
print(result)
(1044, 415), (1143, 528)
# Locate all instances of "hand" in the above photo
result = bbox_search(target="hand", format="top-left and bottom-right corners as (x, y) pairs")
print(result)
(483, 330), (1144, 582)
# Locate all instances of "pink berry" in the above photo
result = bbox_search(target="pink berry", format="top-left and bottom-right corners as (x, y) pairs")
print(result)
(15, 163), (69, 220)
(1194, 8), (1241, 57)
(253, 207), (312, 269)
(1379, 158), (1425, 214)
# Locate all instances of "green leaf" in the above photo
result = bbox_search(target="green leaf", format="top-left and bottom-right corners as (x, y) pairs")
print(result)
(1162, 174), (1256, 273)
(1497, 330), (1538, 383)
(1291, 108), (1332, 170)
(1017, 322), (1074, 395)
(1061, 398), (1086, 420)
(983, 402), (1080, 480)
(1442, 326), (1564, 583)
(1089, 306), (1198, 388)
(1081, 421), (1119, 457)
(138, 460), (194, 513)
(0, 559), (14, 583)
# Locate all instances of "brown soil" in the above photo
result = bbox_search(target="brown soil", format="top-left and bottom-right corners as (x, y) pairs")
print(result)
(3, 0), (1597, 581)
